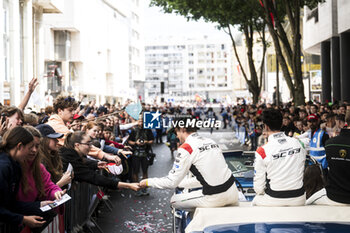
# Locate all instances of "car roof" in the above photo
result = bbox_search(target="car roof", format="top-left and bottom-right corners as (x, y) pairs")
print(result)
(186, 202), (350, 233)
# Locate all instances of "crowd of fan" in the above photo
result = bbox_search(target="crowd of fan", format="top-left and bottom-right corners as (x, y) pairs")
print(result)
(0, 94), (152, 232)
(1, 79), (349, 233)
(212, 101), (349, 151)
(0, 82), (217, 232)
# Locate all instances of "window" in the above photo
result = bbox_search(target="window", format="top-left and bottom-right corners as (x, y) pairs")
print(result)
(46, 62), (63, 96)
(54, 30), (71, 60)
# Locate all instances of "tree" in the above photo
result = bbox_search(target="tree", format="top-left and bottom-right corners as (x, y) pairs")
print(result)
(260, 0), (324, 105)
(150, 0), (267, 104)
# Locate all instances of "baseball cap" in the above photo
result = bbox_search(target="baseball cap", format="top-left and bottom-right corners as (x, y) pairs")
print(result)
(35, 124), (64, 139)
(307, 114), (318, 121)
(73, 114), (84, 120)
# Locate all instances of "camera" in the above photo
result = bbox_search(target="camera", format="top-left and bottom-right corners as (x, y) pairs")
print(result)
(139, 139), (144, 144)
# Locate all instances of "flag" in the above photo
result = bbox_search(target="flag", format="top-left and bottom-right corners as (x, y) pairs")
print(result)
(259, 0), (275, 27)
(125, 100), (142, 120)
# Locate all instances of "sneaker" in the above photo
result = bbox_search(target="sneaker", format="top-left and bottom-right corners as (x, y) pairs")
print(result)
(141, 188), (150, 196)
(135, 190), (143, 197)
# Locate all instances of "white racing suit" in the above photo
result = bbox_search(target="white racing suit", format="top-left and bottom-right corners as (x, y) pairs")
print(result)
(147, 133), (238, 211)
(253, 132), (306, 206)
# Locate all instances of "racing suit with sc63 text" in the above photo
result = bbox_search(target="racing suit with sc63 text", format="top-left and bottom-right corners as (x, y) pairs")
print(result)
(253, 132), (306, 206)
(147, 133), (238, 210)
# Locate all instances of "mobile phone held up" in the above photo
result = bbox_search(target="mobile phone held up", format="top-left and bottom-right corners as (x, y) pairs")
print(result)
(1, 113), (8, 125)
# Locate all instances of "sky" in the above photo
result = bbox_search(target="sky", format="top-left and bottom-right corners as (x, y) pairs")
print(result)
(143, 0), (230, 42)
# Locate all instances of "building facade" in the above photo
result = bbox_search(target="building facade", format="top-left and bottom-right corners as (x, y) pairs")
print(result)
(0, 0), (63, 106)
(303, 0), (350, 102)
(127, 0), (145, 94)
(0, 0), (144, 108)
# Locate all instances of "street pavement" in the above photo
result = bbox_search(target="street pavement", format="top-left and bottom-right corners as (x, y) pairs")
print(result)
(97, 128), (245, 233)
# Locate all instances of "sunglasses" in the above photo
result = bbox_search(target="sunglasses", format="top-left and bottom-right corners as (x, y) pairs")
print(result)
(64, 96), (75, 102)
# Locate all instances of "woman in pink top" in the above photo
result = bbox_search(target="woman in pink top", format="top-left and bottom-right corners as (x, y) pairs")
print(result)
(17, 126), (65, 202)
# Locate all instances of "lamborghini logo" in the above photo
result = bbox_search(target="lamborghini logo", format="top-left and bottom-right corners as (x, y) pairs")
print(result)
(339, 149), (347, 158)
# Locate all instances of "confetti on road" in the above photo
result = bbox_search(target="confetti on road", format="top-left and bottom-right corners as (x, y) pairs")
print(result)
(96, 143), (176, 232)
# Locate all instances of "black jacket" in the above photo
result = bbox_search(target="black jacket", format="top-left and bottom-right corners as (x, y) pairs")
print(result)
(0, 152), (40, 225)
(59, 147), (119, 189)
(325, 128), (350, 204)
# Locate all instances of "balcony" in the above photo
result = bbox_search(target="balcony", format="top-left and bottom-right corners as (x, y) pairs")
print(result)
(34, 0), (63, 13)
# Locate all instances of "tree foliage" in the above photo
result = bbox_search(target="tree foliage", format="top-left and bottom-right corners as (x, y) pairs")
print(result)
(150, 0), (268, 104)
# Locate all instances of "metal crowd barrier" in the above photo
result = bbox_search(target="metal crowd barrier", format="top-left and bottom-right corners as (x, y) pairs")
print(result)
(65, 181), (100, 233)
(0, 222), (17, 233)
(0, 181), (105, 233)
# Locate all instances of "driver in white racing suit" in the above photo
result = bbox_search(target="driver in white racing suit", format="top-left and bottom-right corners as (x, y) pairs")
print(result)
(253, 108), (307, 206)
(139, 117), (238, 211)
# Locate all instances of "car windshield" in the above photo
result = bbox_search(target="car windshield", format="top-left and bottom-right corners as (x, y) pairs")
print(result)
(225, 156), (253, 176)
(227, 159), (248, 173)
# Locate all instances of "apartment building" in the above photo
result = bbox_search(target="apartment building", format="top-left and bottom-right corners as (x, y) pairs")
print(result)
(145, 37), (235, 103)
